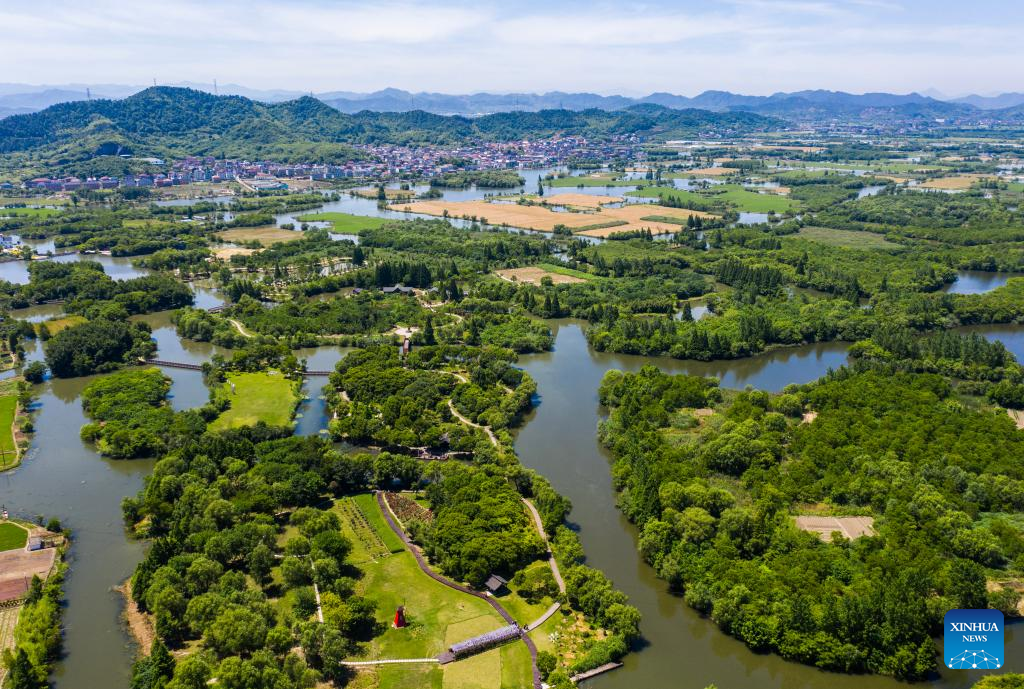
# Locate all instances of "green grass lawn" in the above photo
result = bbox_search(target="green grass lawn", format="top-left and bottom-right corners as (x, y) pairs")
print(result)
(792, 226), (899, 249)
(37, 315), (87, 336)
(0, 522), (27, 551)
(208, 371), (298, 430)
(0, 207), (62, 218)
(630, 184), (798, 213)
(294, 211), (388, 233)
(0, 391), (18, 460)
(547, 175), (648, 188)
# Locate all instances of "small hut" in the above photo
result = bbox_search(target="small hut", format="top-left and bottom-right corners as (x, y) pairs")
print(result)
(484, 574), (508, 594)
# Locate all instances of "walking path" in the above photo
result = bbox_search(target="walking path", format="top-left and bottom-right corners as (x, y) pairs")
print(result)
(522, 498), (566, 594)
(375, 492), (542, 689)
(227, 318), (254, 338)
(447, 399), (498, 447)
(341, 658), (439, 666)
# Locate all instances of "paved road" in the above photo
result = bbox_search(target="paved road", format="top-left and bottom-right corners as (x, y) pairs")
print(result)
(375, 492), (542, 689)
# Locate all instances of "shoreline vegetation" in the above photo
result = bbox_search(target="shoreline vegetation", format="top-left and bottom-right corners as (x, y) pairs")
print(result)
(7, 101), (1024, 688)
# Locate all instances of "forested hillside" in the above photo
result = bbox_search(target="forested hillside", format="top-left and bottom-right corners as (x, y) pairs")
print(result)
(0, 87), (784, 164)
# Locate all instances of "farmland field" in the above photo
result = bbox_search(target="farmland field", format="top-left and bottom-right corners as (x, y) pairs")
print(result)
(495, 266), (587, 285)
(216, 226), (302, 245)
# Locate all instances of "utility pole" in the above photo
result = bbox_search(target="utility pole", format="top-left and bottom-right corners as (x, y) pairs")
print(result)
(213, 78), (218, 95)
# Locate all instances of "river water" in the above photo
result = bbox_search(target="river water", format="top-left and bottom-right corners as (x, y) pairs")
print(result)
(4, 263), (1024, 687)
(513, 320), (1024, 689)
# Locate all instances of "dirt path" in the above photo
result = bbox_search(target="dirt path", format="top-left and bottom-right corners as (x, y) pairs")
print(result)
(375, 492), (541, 689)
(227, 318), (254, 338)
(521, 498), (566, 595)
(447, 399), (498, 447)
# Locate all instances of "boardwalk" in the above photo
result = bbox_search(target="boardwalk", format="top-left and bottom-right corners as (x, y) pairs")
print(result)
(375, 492), (542, 689)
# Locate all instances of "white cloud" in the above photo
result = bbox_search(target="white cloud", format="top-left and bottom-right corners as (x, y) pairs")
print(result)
(0, 0), (1018, 95)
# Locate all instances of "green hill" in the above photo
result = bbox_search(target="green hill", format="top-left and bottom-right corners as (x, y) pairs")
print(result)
(0, 87), (785, 174)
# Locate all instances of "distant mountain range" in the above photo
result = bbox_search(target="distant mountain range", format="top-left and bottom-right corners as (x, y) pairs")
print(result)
(3, 82), (1024, 120)
(0, 87), (781, 176)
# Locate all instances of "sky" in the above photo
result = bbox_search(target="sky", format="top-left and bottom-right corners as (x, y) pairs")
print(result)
(2, 0), (1022, 97)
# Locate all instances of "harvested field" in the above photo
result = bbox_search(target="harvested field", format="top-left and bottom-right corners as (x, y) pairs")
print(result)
(919, 174), (996, 190)
(0, 546), (56, 601)
(685, 167), (736, 176)
(794, 515), (875, 541)
(495, 267), (586, 285)
(0, 604), (20, 685)
(214, 246), (256, 260)
(538, 193), (623, 207)
(217, 227), (301, 245)
(352, 187), (417, 200)
(396, 197), (712, 236)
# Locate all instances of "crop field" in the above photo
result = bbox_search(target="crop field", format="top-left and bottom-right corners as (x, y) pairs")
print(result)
(395, 196), (711, 236)
(333, 496), (398, 563)
(529, 193), (623, 208)
(209, 371), (298, 430)
(495, 266), (587, 285)
(680, 166), (737, 176)
(294, 211), (388, 232)
(0, 604), (21, 684)
(216, 227), (302, 245)
(793, 226), (899, 249)
(919, 174), (996, 190)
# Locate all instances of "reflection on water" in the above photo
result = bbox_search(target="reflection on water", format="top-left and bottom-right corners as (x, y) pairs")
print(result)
(6, 310), (1024, 689)
(941, 270), (1021, 295)
(514, 321), (1017, 689)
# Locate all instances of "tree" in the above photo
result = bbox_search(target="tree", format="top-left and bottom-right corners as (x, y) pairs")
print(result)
(23, 361), (47, 384)
(7, 648), (45, 689)
(537, 177), (544, 197)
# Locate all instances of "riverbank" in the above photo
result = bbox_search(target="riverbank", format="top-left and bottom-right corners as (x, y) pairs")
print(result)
(116, 579), (154, 656)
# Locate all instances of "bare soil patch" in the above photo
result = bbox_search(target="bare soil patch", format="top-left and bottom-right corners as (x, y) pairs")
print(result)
(495, 267), (586, 285)
(919, 174), (995, 190)
(217, 227), (302, 245)
(0, 547), (56, 601)
(214, 246), (256, 260)
(794, 515), (875, 541)
(396, 197), (713, 237)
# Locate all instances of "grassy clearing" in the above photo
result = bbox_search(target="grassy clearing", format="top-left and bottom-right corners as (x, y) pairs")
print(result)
(0, 207), (62, 218)
(0, 197), (67, 206)
(36, 315), (87, 336)
(350, 549), (502, 660)
(499, 638), (533, 689)
(547, 174), (647, 188)
(122, 219), (178, 229)
(792, 226), (899, 249)
(209, 371), (299, 430)
(0, 522), (28, 551)
(294, 212), (388, 233)
(630, 184), (797, 213)
(217, 227), (302, 245)
(495, 266), (587, 285)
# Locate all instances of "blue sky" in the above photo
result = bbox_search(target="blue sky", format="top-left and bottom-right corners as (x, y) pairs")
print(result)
(2, 0), (1021, 96)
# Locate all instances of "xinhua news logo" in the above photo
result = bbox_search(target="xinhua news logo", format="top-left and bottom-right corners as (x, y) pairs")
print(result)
(944, 609), (1004, 670)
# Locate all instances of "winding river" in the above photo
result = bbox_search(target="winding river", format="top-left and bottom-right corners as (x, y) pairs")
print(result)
(3, 267), (1024, 687)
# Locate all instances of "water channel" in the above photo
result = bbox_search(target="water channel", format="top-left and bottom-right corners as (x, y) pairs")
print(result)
(3, 241), (1024, 687)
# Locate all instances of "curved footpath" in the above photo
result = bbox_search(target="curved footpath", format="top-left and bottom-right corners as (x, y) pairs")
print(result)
(375, 491), (542, 689)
